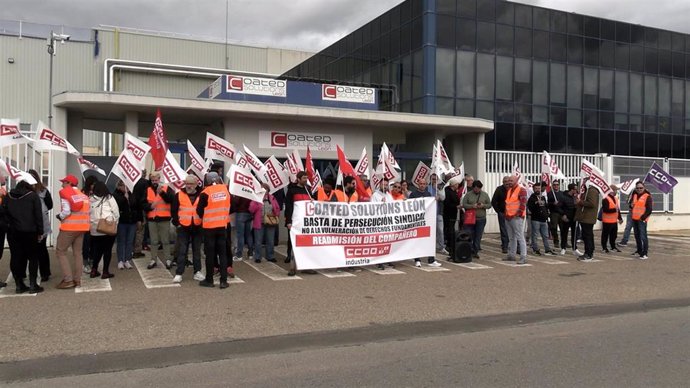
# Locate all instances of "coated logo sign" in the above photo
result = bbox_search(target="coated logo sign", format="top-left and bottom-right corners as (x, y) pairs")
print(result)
(321, 84), (376, 104)
(226, 75), (287, 97)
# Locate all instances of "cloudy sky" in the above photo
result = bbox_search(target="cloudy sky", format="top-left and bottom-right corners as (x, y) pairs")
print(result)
(2, 0), (689, 52)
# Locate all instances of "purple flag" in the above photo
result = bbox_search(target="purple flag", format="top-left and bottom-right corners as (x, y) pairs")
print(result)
(643, 162), (677, 194)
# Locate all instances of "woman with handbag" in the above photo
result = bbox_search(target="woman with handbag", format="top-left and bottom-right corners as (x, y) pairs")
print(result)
(89, 181), (120, 279)
(461, 180), (491, 259)
(248, 185), (280, 263)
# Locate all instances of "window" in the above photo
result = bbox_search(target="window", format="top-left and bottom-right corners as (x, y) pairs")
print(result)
(514, 4), (532, 28)
(567, 109), (581, 127)
(658, 31), (672, 50)
(456, 99), (474, 116)
(476, 0), (495, 21)
(533, 7), (549, 30)
(630, 25), (645, 45)
(533, 106), (548, 124)
(476, 53), (495, 99)
(568, 127), (583, 153)
(658, 77), (671, 117)
(550, 107), (566, 126)
(615, 71), (629, 113)
(659, 50), (672, 77)
(515, 104), (532, 124)
(645, 48), (658, 74)
(600, 130), (615, 154)
(533, 31), (549, 59)
(458, 0), (476, 18)
(567, 65), (582, 108)
(436, 0), (455, 14)
(645, 28), (659, 47)
(615, 130), (630, 155)
(496, 56), (513, 101)
(456, 51), (475, 98)
(616, 22), (631, 43)
(644, 133), (659, 157)
(584, 16), (599, 38)
(551, 126), (567, 152)
(672, 33), (685, 52)
(615, 113), (629, 130)
(550, 63), (566, 105)
(584, 110), (598, 128)
(496, 2), (513, 25)
(568, 36), (583, 64)
(515, 124), (532, 150)
(601, 20), (615, 41)
(477, 22), (496, 53)
(436, 15), (455, 48)
(533, 61), (548, 105)
(644, 76), (657, 115)
(436, 48), (455, 97)
(551, 33), (567, 62)
(584, 68), (598, 109)
(496, 123), (514, 150)
(477, 101), (494, 120)
(550, 11), (567, 33)
(568, 14), (583, 35)
(436, 97), (454, 115)
(630, 45), (644, 72)
(584, 129), (600, 153)
(533, 125), (550, 152)
(672, 79), (683, 116)
(584, 38), (600, 66)
(496, 25), (514, 55)
(615, 43), (629, 70)
(456, 18), (476, 50)
(599, 69), (614, 110)
(496, 102), (514, 122)
(600, 41), (615, 68)
(514, 58), (531, 103)
(672, 52), (685, 78)
(515, 28), (532, 58)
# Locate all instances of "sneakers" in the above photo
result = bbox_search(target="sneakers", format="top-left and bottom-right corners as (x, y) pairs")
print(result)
(83, 265), (91, 274)
(574, 249), (584, 256)
(516, 260), (527, 265)
(560, 249), (566, 255)
(603, 249), (610, 253)
(617, 241), (628, 247)
(611, 247), (622, 252)
(533, 249), (542, 256)
(630, 252), (641, 257)
(577, 255), (593, 262)
(117, 262), (125, 270)
(124, 260), (134, 269)
(545, 250), (557, 256)
(165, 260), (173, 270)
(172, 275), (182, 283)
(377, 264), (385, 270)
(56, 280), (76, 289)
(147, 260), (157, 269)
(437, 248), (450, 255)
(232, 256), (243, 262)
(199, 280), (214, 288)
(219, 281), (229, 289)
(193, 271), (205, 281)
(639, 255), (649, 260)
(287, 270), (296, 276)
(427, 261), (442, 267)
(414, 261), (422, 267)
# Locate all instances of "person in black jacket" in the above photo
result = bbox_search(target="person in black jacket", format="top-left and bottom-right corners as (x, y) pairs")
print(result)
(557, 183), (578, 255)
(491, 176), (510, 253)
(0, 179), (8, 288)
(113, 180), (138, 270)
(546, 180), (562, 247)
(28, 170), (53, 282)
(131, 172), (149, 258)
(527, 182), (556, 255)
(442, 180), (461, 258)
(284, 172), (312, 276)
(4, 179), (44, 294)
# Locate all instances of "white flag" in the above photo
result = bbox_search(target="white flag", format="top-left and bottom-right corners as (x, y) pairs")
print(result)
(124, 132), (151, 167)
(0, 118), (34, 148)
(227, 164), (265, 202)
(375, 155), (400, 183)
(260, 156), (290, 194)
(541, 151), (566, 181)
(205, 132), (236, 165)
(287, 149), (304, 171)
(160, 150), (187, 192)
(187, 140), (210, 179)
(354, 147), (370, 178)
(580, 159), (612, 196)
(512, 160), (529, 189)
(111, 148), (145, 192)
(580, 159), (605, 178)
(7, 163), (37, 185)
(242, 145), (265, 175)
(619, 178), (639, 195)
(33, 121), (79, 155)
(412, 161), (431, 187)
(379, 142), (400, 170)
(435, 140), (454, 174)
(77, 156), (106, 176)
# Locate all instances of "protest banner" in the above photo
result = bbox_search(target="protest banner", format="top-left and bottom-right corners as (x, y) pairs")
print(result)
(290, 197), (435, 270)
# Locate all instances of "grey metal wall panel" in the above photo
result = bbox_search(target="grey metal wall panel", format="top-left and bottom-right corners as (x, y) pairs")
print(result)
(117, 72), (213, 98)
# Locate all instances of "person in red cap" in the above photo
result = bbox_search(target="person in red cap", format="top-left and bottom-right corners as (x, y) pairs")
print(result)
(55, 174), (90, 289)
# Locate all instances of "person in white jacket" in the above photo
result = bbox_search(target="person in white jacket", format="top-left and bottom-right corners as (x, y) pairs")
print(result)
(88, 181), (120, 279)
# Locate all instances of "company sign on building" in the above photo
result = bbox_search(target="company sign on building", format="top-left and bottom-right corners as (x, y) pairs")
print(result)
(259, 130), (344, 152)
(226, 75), (287, 98)
(322, 84), (376, 105)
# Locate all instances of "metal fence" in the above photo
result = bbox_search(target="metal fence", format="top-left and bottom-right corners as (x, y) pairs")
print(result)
(611, 155), (669, 212)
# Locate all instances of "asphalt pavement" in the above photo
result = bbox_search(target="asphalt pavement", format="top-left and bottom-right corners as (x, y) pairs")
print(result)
(1, 232), (689, 383)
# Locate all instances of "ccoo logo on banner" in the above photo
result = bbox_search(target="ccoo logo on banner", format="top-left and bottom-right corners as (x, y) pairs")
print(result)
(226, 75), (287, 98)
(322, 84), (376, 104)
(259, 130), (344, 152)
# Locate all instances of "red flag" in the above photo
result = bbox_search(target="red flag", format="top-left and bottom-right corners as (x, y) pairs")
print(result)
(148, 109), (168, 170)
(336, 145), (370, 201)
(305, 146), (321, 192)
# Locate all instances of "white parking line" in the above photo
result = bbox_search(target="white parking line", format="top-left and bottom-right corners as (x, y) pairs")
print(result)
(244, 260), (302, 281)
(75, 275), (112, 293)
(399, 262), (450, 272)
(489, 260), (534, 268)
(0, 274), (38, 298)
(444, 261), (493, 269)
(132, 258), (180, 289)
(364, 266), (406, 275)
(316, 269), (356, 278)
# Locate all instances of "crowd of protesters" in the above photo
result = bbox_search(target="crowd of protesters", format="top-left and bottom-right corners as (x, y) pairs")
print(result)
(0, 164), (654, 293)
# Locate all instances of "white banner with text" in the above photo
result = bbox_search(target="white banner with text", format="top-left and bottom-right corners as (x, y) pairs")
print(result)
(290, 198), (436, 270)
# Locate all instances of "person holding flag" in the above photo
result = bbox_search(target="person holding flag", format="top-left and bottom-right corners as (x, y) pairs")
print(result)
(630, 181), (653, 260)
(600, 185), (623, 253)
(196, 172), (231, 289)
(284, 171), (312, 276)
(574, 178), (600, 261)
(144, 171), (175, 270)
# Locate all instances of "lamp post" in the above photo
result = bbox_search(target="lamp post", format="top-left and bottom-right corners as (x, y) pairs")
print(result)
(47, 31), (70, 128)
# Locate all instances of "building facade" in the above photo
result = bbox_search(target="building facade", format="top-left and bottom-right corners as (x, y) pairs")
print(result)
(284, 0), (690, 159)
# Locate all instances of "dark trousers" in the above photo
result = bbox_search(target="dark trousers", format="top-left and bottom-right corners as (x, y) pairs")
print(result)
(559, 219), (577, 250)
(8, 231), (38, 283)
(601, 223), (618, 250)
(443, 217), (456, 256)
(0, 229), (6, 260)
(204, 228), (228, 283)
(548, 212), (561, 244)
(82, 232), (91, 266)
(91, 235), (116, 274)
(225, 223), (233, 269)
(175, 226), (202, 275)
(580, 223), (595, 257)
(37, 236), (51, 279)
(497, 212), (509, 250)
(286, 226), (293, 260)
